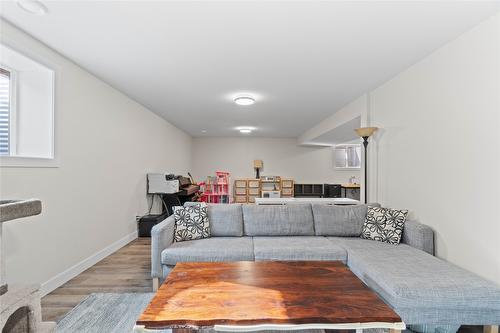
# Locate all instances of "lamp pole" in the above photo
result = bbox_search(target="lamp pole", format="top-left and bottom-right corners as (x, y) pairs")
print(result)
(362, 136), (369, 204)
(354, 127), (378, 204)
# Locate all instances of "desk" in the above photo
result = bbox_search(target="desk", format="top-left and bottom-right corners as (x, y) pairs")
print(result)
(255, 197), (360, 205)
(341, 184), (360, 200)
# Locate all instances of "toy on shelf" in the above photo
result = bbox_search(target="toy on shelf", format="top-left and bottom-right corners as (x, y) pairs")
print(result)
(200, 171), (230, 204)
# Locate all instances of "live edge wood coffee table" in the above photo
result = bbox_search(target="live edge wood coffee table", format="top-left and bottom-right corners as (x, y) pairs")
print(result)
(135, 261), (405, 333)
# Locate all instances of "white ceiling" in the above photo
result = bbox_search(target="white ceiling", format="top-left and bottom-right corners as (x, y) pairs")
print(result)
(1, 1), (499, 138)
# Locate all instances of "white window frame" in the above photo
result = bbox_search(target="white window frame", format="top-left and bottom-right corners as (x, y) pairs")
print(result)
(334, 144), (361, 169)
(0, 41), (58, 168)
(0, 64), (18, 156)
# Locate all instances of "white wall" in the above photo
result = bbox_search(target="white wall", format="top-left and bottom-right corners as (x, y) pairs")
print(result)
(0, 21), (192, 293)
(192, 137), (359, 185)
(366, 13), (500, 284)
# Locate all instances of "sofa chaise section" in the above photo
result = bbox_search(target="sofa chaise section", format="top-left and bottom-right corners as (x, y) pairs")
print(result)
(327, 236), (500, 325)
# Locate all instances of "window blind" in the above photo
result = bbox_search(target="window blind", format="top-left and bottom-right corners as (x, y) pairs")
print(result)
(0, 68), (10, 155)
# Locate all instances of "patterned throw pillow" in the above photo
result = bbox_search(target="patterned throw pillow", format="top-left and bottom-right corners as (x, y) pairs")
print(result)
(173, 205), (210, 242)
(361, 206), (408, 244)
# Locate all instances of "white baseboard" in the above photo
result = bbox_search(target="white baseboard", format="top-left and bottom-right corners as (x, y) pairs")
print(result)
(40, 231), (138, 296)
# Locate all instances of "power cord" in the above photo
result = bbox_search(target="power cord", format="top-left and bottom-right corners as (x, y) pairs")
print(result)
(148, 194), (155, 215)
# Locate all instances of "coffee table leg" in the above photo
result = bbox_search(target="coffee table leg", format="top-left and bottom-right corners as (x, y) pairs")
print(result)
(133, 325), (146, 332)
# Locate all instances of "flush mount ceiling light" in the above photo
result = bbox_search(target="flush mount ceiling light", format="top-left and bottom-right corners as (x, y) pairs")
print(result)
(234, 95), (255, 106)
(236, 126), (256, 134)
(17, 0), (48, 15)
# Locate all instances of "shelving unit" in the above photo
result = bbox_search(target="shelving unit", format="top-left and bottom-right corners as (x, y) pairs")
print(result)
(233, 179), (260, 203)
(234, 177), (294, 203)
(201, 171), (230, 203)
(281, 179), (294, 197)
(294, 184), (324, 197)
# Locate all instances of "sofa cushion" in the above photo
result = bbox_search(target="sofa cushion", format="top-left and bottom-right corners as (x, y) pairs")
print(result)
(173, 205), (210, 242)
(161, 237), (254, 266)
(208, 204), (244, 236)
(312, 204), (368, 236)
(254, 236), (347, 262)
(242, 204), (314, 236)
(360, 206), (408, 244)
(327, 237), (500, 324)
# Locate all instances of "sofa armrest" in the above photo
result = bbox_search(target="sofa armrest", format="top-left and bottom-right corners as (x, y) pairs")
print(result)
(402, 219), (434, 255)
(151, 215), (175, 279)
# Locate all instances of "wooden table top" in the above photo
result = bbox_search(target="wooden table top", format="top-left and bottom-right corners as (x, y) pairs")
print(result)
(341, 184), (361, 188)
(136, 261), (402, 330)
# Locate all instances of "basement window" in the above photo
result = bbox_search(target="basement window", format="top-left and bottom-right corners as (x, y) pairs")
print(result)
(0, 67), (13, 155)
(335, 144), (361, 169)
(0, 44), (54, 163)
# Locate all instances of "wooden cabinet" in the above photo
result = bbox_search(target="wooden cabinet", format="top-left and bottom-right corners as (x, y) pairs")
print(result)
(234, 179), (260, 203)
(281, 179), (294, 197)
(234, 178), (295, 203)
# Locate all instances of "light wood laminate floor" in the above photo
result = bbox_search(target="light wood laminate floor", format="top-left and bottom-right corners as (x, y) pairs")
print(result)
(41, 237), (152, 322)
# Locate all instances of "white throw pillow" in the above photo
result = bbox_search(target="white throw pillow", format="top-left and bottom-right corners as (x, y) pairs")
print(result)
(173, 205), (210, 242)
(360, 206), (408, 244)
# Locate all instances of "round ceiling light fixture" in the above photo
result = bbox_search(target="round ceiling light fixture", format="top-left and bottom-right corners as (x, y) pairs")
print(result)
(17, 0), (48, 15)
(236, 126), (256, 134)
(234, 95), (255, 106)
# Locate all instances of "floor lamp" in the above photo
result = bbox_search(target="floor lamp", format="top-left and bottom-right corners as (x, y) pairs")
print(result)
(354, 127), (378, 203)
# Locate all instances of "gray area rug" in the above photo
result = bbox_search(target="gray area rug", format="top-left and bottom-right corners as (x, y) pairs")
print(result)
(56, 293), (428, 333)
(55, 293), (165, 333)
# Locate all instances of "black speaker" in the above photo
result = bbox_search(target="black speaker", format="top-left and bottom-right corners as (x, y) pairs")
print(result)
(138, 213), (169, 237)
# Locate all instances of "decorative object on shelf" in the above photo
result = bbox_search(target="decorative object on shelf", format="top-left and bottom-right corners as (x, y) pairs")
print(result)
(200, 171), (230, 203)
(253, 160), (263, 179)
(354, 126), (378, 203)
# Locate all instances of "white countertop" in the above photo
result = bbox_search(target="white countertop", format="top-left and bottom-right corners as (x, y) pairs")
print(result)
(254, 197), (360, 205)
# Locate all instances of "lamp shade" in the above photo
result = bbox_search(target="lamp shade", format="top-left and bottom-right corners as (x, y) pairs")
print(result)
(253, 160), (263, 168)
(355, 127), (378, 138)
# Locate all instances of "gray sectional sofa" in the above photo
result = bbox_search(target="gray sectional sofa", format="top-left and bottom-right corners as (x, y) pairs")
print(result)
(151, 203), (500, 328)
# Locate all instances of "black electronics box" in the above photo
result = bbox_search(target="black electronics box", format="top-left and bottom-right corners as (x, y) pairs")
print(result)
(138, 213), (169, 237)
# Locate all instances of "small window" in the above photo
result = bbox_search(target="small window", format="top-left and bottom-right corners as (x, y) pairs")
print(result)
(0, 44), (54, 161)
(334, 144), (361, 169)
(0, 67), (12, 155)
